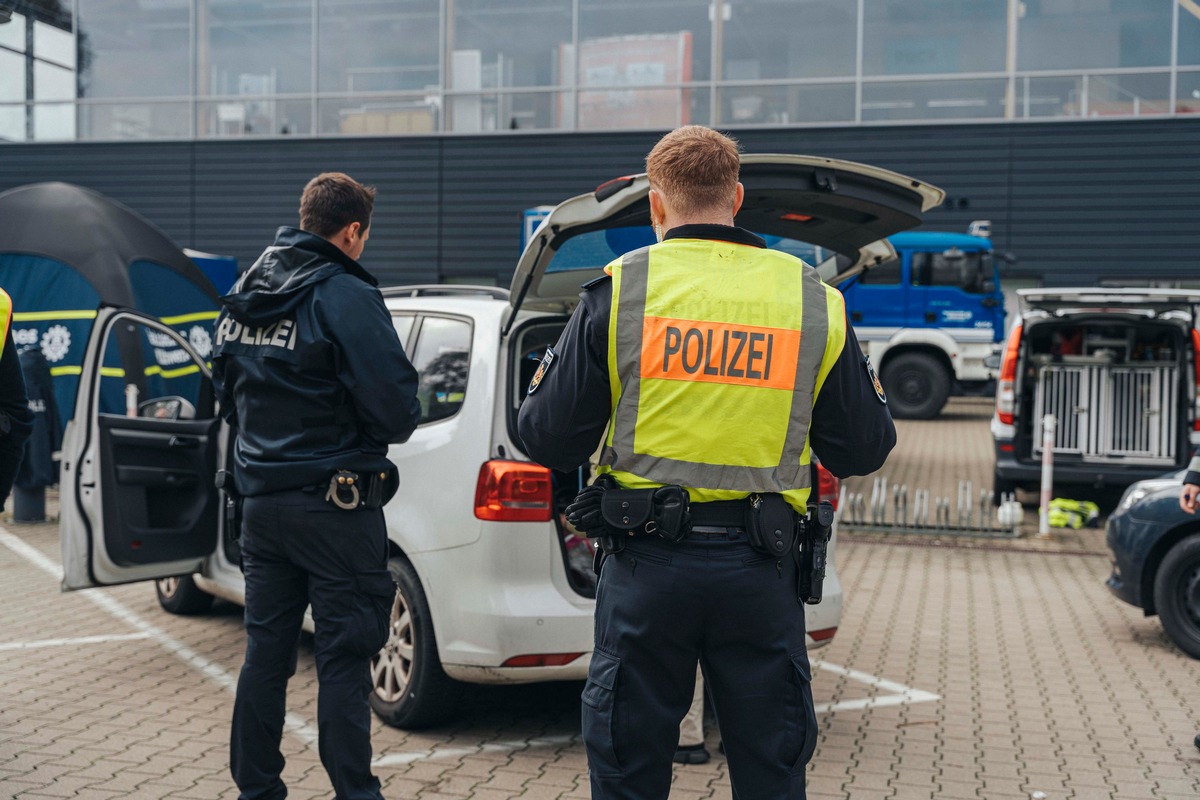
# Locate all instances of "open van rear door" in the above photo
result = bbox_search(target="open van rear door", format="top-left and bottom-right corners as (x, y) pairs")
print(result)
(60, 306), (223, 591)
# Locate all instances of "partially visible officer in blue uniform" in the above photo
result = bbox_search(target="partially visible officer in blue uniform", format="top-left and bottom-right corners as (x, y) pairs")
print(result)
(518, 126), (896, 800)
(1181, 449), (1199, 514)
(0, 288), (34, 509)
(213, 172), (421, 800)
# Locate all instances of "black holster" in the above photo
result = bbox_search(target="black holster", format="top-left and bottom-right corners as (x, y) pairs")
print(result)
(797, 501), (835, 605)
(598, 484), (692, 543)
(215, 469), (243, 543)
(746, 493), (797, 558)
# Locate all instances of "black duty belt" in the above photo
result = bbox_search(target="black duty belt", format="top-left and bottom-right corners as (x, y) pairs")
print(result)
(688, 499), (752, 528)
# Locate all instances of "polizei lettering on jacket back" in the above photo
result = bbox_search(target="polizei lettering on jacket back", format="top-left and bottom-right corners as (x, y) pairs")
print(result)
(215, 316), (299, 351)
(641, 315), (800, 390)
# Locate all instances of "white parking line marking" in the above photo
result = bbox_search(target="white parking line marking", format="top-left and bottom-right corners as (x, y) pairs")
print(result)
(373, 735), (577, 768)
(0, 526), (322, 752)
(0, 632), (152, 651)
(1, 526), (939, 768)
(812, 660), (940, 713)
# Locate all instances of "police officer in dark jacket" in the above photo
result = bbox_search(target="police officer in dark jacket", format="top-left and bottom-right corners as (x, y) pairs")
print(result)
(214, 173), (421, 800)
(0, 288), (34, 510)
(518, 126), (895, 800)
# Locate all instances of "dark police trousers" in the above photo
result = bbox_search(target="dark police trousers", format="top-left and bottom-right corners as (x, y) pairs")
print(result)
(231, 488), (396, 800)
(584, 529), (818, 800)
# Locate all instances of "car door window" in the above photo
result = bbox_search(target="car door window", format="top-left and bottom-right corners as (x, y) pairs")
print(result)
(411, 316), (471, 424)
(912, 250), (987, 294)
(392, 313), (416, 349)
(98, 317), (214, 420)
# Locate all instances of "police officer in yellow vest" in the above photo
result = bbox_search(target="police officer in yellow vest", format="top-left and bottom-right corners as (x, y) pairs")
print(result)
(518, 126), (896, 799)
(0, 288), (34, 510)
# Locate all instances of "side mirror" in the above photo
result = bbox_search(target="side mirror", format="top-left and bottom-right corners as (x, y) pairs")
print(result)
(1001, 252), (1017, 265)
(139, 396), (197, 420)
(983, 354), (1002, 370)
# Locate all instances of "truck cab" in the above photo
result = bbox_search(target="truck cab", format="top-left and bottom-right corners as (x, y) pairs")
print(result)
(839, 226), (1006, 419)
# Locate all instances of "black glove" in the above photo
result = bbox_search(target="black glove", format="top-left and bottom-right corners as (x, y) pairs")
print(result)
(565, 483), (608, 534)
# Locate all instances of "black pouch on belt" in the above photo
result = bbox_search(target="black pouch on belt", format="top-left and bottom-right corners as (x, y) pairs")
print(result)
(599, 485), (692, 542)
(747, 493), (797, 557)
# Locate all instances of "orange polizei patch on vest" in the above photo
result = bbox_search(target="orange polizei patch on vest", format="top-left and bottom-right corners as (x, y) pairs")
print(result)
(640, 316), (800, 390)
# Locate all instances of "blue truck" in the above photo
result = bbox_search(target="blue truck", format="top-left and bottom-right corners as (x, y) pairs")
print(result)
(520, 208), (1006, 420)
(841, 224), (1007, 419)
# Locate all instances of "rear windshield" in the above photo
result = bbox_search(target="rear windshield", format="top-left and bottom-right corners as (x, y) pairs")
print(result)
(547, 225), (831, 273)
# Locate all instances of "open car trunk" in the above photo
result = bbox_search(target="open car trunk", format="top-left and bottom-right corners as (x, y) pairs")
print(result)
(507, 315), (598, 598)
(1016, 315), (1193, 468)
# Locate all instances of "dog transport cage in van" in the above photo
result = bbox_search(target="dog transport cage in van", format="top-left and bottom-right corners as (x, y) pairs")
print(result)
(992, 288), (1200, 497)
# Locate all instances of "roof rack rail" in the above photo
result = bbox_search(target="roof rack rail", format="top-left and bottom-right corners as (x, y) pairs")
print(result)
(382, 284), (510, 300)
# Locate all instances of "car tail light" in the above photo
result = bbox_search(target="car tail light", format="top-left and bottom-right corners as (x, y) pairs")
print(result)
(1192, 329), (1200, 432)
(809, 627), (837, 642)
(474, 460), (553, 522)
(996, 324), (1022, 425)
(816, 463), (840, 511)
(501, 652), (586, 668)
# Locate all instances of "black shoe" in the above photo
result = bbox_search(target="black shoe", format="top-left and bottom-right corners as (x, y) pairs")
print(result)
(1194, 733), (1200, 752)
(674, 744), (710, 765)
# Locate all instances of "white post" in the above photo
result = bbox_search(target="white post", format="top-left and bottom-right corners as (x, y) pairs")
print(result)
(125, 384), (139, 418)
(1038, 414), (1057, 539)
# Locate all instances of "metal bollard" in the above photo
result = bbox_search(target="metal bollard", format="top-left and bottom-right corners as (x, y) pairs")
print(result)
(1038, 414), (1056, 539)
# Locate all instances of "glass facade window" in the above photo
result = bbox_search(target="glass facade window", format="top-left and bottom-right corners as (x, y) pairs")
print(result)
(320, 94), (437, 135)
(78, 0), (188, 99)
(863, 0), (1007, 76)
(6, 0), (1200, 141)
(717, 83), (854, 126)
(863, 78), (1007, 122)
(1017, 0), (1172, 71)
(723, 1), (856, 81)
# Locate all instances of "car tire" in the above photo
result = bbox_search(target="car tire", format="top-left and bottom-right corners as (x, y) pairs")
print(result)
(155, 575), (214, 615)
(881, 352), (950, 420)
(369, 556), (459, 729)
(1153, 533), (1200, 660)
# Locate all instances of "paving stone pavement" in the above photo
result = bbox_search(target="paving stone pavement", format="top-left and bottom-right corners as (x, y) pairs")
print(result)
(2, 399), (1199, 799)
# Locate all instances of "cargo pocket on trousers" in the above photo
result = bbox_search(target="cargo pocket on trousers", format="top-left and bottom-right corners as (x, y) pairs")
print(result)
(789, 651), (819, 774)
(349, 570), (397, 658)
(581, 649), (623, 778)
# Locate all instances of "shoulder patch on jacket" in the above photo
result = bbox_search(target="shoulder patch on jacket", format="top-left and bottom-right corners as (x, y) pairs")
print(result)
(580, 275), (612, 291)
(527, 347), (556, 394)
(865, 356), (886, 404)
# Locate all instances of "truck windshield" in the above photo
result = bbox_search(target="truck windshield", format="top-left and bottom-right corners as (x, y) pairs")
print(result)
(911, 250), (993, 294)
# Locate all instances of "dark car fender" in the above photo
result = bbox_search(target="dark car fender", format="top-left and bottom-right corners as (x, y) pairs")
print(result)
(1108, 490), (1200, 615)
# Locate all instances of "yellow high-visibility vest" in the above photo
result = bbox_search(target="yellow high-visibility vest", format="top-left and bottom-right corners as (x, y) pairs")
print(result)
(598, 238), (847, 513)
(0, 288), (11, 364)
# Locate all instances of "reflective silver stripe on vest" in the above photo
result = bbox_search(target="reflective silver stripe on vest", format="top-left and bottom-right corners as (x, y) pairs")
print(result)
(601, 247), (828, 492)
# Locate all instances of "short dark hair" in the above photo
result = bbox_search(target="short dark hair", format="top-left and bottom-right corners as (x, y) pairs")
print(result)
(299, 172), (376, 238)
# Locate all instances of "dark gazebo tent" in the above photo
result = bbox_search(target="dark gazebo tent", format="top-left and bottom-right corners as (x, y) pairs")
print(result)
(0, 182), (220, 428)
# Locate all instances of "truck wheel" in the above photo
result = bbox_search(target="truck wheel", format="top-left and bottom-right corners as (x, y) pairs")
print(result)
(369, 557), (460, 729)
(881, 352), (951, 420)
(155, 575), (214, 615)
(1153, 534), (1200, 659)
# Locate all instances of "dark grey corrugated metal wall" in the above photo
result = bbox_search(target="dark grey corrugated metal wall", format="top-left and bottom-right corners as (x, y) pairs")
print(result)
(2, 118), (1197, 287)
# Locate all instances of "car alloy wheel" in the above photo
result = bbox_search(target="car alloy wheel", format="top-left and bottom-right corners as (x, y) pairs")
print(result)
(371, 580), (414, 704)
(367, 556), (458, 729)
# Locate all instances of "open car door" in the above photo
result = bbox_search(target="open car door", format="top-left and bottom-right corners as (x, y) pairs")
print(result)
(60, 306), (223, 591)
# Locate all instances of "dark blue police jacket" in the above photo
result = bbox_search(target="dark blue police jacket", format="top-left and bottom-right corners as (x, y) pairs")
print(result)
(213, 227), (421, 497)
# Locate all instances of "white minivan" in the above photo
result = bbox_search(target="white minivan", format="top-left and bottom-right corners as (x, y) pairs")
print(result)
(57, 154), (943, 729)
